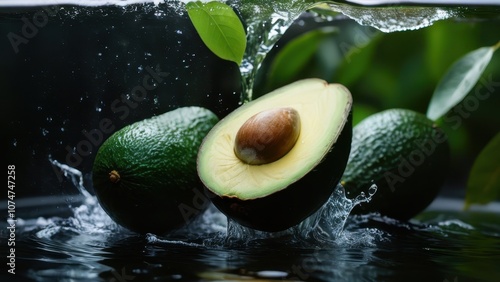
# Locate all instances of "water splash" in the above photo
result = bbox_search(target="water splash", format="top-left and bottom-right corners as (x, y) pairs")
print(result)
(50, 159), (94, 203)
(323, 2), (457, 32)
(147, 183), (379, 250)
(34, 160), (119, 239)
(229, 0), (311, 102)
(43, 158), (379, 248)
(220, 183), (378, 247)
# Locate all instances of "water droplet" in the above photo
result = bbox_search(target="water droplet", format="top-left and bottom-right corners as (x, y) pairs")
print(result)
(256, 270), (288, 278)
(368, 184), (378, 196)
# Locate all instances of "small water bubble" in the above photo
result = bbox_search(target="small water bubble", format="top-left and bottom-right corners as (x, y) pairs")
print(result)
(97, 52), (102, 56)
(256, 270), (288, 278)
(368, 184), (378, 196)
(175, 29), (183, 35)
(154, 10), (164, 17)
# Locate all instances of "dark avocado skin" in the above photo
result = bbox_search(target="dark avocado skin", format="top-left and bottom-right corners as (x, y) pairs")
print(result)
(205, 112), (352, 232)
(342, 108), (450, 220)
(92, 107), (219, 235)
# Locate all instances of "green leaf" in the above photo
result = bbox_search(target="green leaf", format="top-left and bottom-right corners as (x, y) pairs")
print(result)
(426, 41), (500, 121)
(266, 27), (338, 90)
(464, 132), (500, 210)
(186, 1), (246, 65)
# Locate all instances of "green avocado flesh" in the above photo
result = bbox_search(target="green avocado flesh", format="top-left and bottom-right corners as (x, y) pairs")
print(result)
(198, 79), (353, 232)
(92, 106), (219, 234)
(342, 108), (450, 220)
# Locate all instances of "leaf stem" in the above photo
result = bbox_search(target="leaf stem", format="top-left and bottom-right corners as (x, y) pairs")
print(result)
(492, 40), (500, 51)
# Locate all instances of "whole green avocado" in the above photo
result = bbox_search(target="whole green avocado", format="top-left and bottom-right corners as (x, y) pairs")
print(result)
(92, 106), (219, 234)
(342, 108), (450, 220)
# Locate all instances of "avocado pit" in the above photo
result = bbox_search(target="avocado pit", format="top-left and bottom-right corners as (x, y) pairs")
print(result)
(197, 79), (353, 231)
(234, 107), (301, 165)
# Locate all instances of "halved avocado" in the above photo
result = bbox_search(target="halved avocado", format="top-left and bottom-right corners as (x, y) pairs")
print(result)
(197, 79), (353, 232)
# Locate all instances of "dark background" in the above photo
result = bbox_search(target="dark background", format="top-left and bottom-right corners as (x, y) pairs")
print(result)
(1, 4), (241, 201)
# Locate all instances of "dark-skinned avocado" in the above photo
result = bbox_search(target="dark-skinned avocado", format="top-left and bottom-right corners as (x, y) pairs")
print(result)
(92, 106), (219, 234)
(342, 108), (450, 220)
(197, 79), (353, 232)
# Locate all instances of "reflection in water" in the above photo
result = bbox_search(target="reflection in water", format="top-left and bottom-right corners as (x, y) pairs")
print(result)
(9, 197), (500, 281)
(4, 165), (499, 281)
